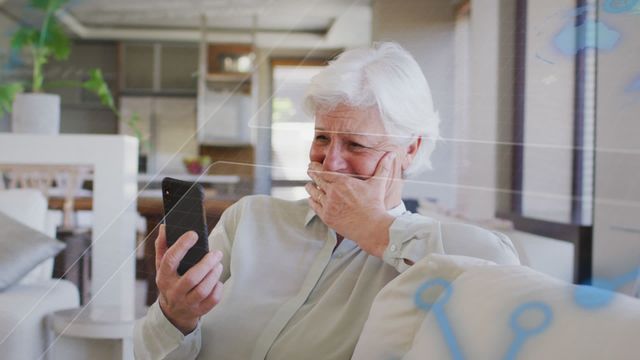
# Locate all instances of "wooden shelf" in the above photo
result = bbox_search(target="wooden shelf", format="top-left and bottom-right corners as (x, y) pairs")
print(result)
(207, 44), (254, 73)
(205, 73), (252, 83)
(205, 73), (252, 94)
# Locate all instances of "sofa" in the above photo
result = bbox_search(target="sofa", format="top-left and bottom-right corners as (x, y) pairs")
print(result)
(353, 253), (640, 359)
(0, 189), (79, 360)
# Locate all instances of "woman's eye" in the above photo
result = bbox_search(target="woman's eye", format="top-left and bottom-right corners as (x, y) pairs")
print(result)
(349, 142), (364, 149)
(315, 135), (328, 141)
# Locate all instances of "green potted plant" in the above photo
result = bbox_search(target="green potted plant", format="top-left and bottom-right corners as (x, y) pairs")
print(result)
(0, 0), (141, 140)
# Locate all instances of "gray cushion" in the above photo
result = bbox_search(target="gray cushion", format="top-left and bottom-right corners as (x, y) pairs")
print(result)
(0, 211), (66, 291)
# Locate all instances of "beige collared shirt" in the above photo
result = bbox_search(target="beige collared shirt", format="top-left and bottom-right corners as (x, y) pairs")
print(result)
(133, 195), (518, 360)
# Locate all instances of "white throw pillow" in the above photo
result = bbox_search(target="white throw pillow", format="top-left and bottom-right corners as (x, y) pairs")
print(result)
(0, 191), (64, 284)
(352, 254), (497, 360)
(0, 212), (66, 291)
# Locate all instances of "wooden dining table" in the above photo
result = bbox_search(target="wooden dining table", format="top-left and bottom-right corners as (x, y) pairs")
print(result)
(49, 193), (239, 306)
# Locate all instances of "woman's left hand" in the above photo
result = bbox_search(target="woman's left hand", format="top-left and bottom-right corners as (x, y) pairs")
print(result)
(305, 152), (400, 257)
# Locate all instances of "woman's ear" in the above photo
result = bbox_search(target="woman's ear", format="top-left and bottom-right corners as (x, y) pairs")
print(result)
(401, 137), (422, 171)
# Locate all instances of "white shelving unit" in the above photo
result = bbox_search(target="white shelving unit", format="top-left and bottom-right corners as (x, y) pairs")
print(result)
(0, 134), (138, 359)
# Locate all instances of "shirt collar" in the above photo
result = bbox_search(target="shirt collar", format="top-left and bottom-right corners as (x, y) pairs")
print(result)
(304, 200), (407, 227)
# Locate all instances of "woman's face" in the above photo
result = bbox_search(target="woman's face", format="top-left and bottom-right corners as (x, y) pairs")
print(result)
(310, 104), (400, 179)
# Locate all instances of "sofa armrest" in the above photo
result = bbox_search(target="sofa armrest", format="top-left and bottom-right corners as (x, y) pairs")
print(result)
(0, 279), (79, 358)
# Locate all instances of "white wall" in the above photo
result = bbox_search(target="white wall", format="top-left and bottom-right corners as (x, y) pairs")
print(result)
(372, 0), (518, 221)
(372, 0), (457, 210)
(508, 230), (574, 283)
(456, 0), (504, 220)
(521, 0), (576, 223)
(252, 48), (274, 194)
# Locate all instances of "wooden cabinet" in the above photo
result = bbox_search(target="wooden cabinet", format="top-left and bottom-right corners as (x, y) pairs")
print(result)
(119, 43), (198, 94)
(208, 44), (253, 71)
(205, 43), (253, 94)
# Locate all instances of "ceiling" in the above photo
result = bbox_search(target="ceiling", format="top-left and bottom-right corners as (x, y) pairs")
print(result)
(68, 0), (336, 32)
(0, 0), (372, 48)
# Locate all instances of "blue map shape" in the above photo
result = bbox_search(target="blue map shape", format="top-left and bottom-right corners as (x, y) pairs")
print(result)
(603, 0), (639, 13)
(626, 76), (640, 92)
(574, 268), (639, 309)
(554, 20), (620, 56)
(504, 302), (553, 360)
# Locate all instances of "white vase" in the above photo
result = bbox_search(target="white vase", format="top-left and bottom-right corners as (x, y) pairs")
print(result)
(11, 93), (61, 135)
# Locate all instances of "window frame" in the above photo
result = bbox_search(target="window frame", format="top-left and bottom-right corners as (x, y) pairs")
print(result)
(269, 57), (331, 188)
(501, 0), (595, 284)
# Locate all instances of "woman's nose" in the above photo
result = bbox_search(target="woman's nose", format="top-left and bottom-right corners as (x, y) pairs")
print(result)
(323, 144), (348, 172)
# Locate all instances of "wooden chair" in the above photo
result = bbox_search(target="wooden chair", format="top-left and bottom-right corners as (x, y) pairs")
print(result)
(0, 164), (92, 230)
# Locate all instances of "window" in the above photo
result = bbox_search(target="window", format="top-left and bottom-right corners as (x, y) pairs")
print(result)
(508, 0), (596, 282)
(270, 61), (325, 200)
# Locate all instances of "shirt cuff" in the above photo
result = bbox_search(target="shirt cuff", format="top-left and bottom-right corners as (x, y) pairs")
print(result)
(134, 301), (202, 360)
(153, 300), (202, 341)
(382, 213), (445, 273)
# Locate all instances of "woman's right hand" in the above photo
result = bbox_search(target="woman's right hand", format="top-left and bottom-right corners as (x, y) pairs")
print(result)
(154, 224), (224, 335)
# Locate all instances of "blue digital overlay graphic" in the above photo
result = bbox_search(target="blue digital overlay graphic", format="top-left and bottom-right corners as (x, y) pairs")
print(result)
(603, 0), (639, 14)
(503, 302), (553, 360)
(414, 280), (557, 360)
(414, 278), (465, 360)
(626, 75), (640, 93)
(574, 267), (640, 309)
(554, 19), (620, 56)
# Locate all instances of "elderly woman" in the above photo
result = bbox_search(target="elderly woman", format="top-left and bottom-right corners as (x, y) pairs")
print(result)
(134, 42), (518, 360)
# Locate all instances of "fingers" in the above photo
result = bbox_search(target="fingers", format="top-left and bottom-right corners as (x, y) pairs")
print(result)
(304, 182), (324, 203)
(309, 173), (330, 190)
(158, 231), (198, 280)
(307, 163), (330, 189)
(176, 250), (223, 296)
(307, 161), (340, 184)
(307, 161), (323, 173)
(305, 177), (323, 212)
(307, 194), (322, 213)
(371, 151), (397, 182)
(185, 261), (223, 304)
(198, 281), (224, 314)
(155, 224), (167, 273)
(155, 235), (225, 332)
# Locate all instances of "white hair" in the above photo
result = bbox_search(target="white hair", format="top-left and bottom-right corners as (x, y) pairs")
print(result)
(304, 42), (441, 177)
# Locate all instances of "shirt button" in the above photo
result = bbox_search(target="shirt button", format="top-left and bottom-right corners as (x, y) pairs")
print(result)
(335, 253), (343, 258)
(390, 245), (398, 252)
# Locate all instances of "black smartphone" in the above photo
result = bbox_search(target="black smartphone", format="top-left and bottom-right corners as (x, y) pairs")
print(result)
(161, 177), (209, 275)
